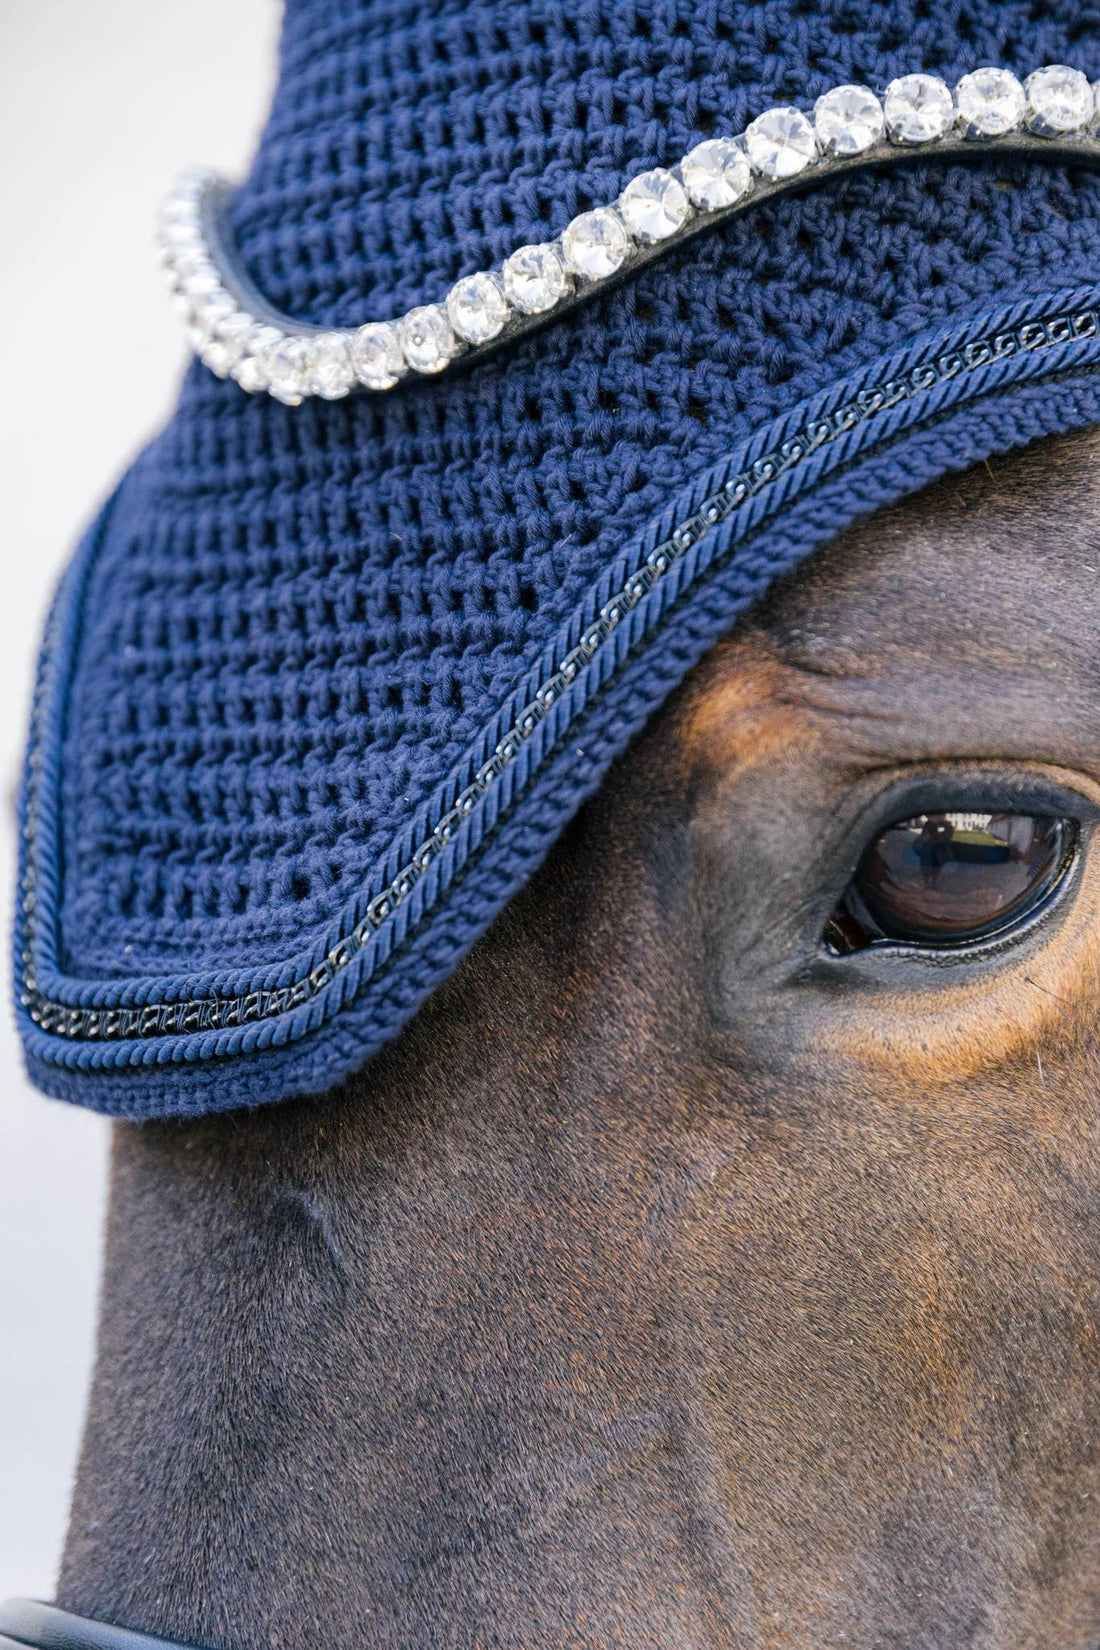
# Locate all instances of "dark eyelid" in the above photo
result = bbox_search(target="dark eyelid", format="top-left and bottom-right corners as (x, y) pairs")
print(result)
(887, 790), (1098, 831)
(875, 774), (1100, 831)
(823, 767), (1100, 881)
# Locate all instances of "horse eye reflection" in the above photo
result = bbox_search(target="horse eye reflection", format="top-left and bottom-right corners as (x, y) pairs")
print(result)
(825, 811), (1075, 954)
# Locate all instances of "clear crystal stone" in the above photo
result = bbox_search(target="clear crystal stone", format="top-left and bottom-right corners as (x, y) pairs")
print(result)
(618, 169), (691, 242)
(161, 218), (202, 252)
(1025, 64), (1093, 136)
(446, 272), (509, 343)
(181, 257), (219, 290)
(884, 73), (955, 143)
(182, 272), (226, 317)
(814, 84), (885, 156)
(262, 336), (312, 405)
(174, 250), (216, 286)
(188, 290), (235, 347)
(502, 243), (569, 313)
(201, 341), (235, 378)
(163, 250), (199, 289)
(171, 288), (200, 320)
(308, 332), (356, 399)
(161, 192), (199, 225)
(561, 208), (632, 280)
(955, 67), (1026, 138)
(351, 323), (405, 391)
(161, 185), (201, 226)
(160, 221), (198, 256)
(743, 106), (818, 178)
(233, 360), (263, 394)
(201, 311), (254, 379)
(233, 355), (267, 395)
(679, 139), (753, 209)
(397, 305), (457, 373)
(232, 326), (282, 394)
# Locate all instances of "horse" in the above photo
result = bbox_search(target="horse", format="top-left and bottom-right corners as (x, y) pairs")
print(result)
(41, 422), (1100, 1649)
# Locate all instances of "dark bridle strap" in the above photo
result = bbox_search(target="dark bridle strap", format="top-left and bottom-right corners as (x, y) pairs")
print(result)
(0, 1603), (204, 1650)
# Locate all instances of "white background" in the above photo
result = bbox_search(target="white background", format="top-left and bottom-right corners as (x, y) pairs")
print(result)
(0, 0), (279, 1599)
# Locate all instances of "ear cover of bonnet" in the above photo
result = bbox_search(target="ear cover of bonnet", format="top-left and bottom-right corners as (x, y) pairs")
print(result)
(16, 0), (1100, 1118)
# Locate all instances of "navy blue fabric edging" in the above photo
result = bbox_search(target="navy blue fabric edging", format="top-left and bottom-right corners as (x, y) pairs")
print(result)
(18, 283), (1100, 1116)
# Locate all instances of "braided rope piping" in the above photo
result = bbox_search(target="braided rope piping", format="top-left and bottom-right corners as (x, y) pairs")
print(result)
(19, 290), (1100, 1064)
(160, 63), (1100, 404)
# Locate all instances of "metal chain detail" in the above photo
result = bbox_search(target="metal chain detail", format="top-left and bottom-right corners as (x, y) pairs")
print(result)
(19, 303), (1100, 1045)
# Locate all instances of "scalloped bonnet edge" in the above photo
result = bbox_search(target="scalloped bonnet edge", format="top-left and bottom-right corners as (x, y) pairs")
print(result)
(16, 283), (1100, 1117)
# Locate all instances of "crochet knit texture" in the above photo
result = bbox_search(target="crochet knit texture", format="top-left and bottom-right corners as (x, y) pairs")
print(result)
(18, 0), (1100, 1116)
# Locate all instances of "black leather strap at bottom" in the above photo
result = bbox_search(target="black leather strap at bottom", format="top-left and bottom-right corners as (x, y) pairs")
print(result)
(0, 1602), (206, 1650)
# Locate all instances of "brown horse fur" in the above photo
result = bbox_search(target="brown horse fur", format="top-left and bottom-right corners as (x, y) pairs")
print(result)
(57, 426), (1100, 1648)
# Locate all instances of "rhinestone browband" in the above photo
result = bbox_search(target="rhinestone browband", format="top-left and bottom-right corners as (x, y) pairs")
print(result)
(164, 64), (1100, 404)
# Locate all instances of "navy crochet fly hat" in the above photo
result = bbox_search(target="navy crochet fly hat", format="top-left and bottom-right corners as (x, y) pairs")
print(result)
(17, 0), (1100, 1119)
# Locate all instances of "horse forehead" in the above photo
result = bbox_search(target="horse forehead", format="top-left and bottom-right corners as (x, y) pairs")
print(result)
(668, 430), (1100, 778)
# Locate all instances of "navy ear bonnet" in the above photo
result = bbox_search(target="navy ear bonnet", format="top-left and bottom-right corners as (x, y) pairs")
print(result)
(17, 0), (1100, 1118)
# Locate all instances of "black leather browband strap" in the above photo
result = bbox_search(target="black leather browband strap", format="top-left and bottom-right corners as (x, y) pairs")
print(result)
(0, 1602), (205, 1650)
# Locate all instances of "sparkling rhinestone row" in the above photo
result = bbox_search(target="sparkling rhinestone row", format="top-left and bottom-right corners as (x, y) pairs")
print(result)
(160, 64), (1100, 404)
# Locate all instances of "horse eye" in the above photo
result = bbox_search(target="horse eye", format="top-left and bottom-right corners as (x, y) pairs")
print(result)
(825, 811), (1077, 955)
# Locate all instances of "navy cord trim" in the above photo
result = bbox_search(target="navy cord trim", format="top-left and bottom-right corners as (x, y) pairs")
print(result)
(16, 286), (1100, 1072)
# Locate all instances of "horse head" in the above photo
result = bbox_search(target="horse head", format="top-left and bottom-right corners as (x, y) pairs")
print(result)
(8, 3), (1100, 1646)
(47, 426), (1100, 1648)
